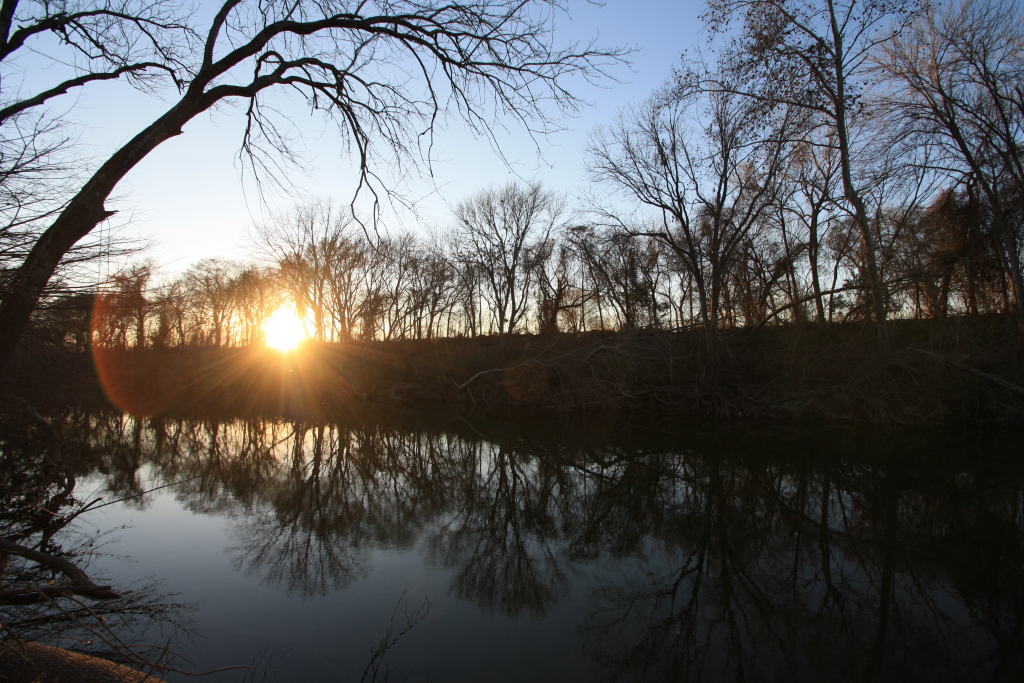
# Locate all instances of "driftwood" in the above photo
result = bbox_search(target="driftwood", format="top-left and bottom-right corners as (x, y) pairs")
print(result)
(0, 641), (158, 682)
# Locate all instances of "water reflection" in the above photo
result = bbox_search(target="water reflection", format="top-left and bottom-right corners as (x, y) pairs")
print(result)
(59, 409), (1024, 681)
(0, 408), (197, 675)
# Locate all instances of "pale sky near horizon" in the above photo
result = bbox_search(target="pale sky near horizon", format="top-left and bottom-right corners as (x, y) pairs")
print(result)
(47, 1), (706, 277)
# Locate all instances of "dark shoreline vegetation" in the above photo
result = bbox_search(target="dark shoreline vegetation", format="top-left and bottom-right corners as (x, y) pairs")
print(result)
(7, 315), (1024, 426)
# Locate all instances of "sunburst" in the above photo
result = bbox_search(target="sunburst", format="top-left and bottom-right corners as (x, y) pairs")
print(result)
(264, 307), (306, 351)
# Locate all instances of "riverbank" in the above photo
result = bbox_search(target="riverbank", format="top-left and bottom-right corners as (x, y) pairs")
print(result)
(4, 316), (1023, 425)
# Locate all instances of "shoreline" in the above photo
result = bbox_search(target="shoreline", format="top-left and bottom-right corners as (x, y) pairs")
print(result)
(5, 317), (1024, 426)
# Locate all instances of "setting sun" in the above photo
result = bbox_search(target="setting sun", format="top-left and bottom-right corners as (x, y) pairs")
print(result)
(264, 307), (307, 351)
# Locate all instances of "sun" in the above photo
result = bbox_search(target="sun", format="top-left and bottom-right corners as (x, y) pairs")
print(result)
(264, 307), (307, 351)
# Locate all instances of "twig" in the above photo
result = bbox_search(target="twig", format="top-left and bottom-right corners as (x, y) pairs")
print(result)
(83, 476), (202, 511)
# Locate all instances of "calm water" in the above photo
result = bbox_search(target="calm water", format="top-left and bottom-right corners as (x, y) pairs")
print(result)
(38, 410), (1024, 681)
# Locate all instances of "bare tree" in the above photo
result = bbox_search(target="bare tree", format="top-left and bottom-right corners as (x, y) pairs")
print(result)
(777, 137), (843, 323)
(0, 0), (624, 373)
(327, 237), (369, 342)
(231, 265), (281, 344)
(0, 0), (192, 233)
(691, 0), (925, 351)
(91, 260), (154, 348)
(413, 237), (457, 339)
(586, 91), (789, 330)
(0, 1), (192, 331)
(183, 258), (237, 346)
(533, 235), (579, 336)
(447, 232), (484, 337)
(0, 115), (142, 336)
(875, 0), (1024, 333)
(453, 181), (565, 337)
(0, 117), (75, 275)
(378, 233), (418, 340)
(150, 277), (189, 348)
(256, 201), (354, 342)
(568, 226), (663, 330)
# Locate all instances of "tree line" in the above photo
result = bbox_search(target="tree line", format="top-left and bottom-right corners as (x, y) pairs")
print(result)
(5, 0), (1024, 356)
(75, 178), (1015, 350)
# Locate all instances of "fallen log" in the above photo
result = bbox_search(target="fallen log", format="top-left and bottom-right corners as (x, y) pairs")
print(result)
(0, 641), (158, 682)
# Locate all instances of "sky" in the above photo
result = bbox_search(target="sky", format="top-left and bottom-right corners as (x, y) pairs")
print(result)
(40, 0), (707, 276)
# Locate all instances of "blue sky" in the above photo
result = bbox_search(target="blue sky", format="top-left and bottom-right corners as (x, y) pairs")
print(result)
(51, 1), (706, 273)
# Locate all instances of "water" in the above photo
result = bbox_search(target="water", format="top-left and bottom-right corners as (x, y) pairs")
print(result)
(24, 410), (1024, 681)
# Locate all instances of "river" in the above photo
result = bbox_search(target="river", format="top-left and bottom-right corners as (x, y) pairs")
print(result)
(14, 408), (1024, 682)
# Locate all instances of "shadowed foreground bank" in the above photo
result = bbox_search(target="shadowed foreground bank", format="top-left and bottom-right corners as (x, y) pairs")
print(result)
(6, 317), (1024, 425)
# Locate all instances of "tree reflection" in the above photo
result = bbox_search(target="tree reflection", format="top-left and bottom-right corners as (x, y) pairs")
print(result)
(581, 435), (1024, 682)
(0, 405), (197, 676)
(428, 440), (571, 617)
(61, 410), (1024, 680)
(227, 424), (370, 596)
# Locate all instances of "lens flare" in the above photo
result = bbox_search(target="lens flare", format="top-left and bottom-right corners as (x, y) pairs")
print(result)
(265, 307), (306, 351)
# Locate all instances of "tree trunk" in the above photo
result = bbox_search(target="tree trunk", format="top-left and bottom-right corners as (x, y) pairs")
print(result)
(991, 212), (1024, 333)
(0, 97), (202, 375)
(808, 213), (827, 323)
(830, 0), (891, 354)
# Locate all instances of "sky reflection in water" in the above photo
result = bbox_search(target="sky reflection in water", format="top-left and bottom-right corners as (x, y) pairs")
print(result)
(65, 410), (1024, 682)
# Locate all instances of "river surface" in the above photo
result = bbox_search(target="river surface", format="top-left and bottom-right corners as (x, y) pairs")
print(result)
(36, 409), (1024, 681)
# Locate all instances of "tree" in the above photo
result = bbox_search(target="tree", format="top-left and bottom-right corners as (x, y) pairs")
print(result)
(533, 235), (578, 336)
(567, 226), (663, 330)
(0, 1), (190, 332)
(0, 116), (74, 277)
(875, 0), (1024, 332)
(777, 137), (843, 323)
(0, 0), (623, 374)
(586, 91), (789, 330)
(691, 0), (925, 351)
(114, 260), (152, 349)
(256, 200), (354, 342)
(447, 232), (485, 337)
(91, 261), (154, 348)
(183, 258), (237, 347)
(231, 265), (280, 345)
(453, 181), (565, 337)
(377, 233), (418, 340)
(410, 236), (457, 339)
